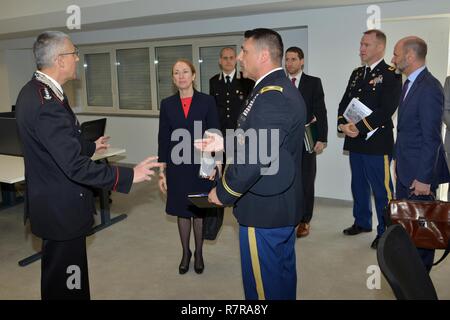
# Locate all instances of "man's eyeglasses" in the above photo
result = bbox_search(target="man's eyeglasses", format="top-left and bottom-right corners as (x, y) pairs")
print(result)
(59, 48), (79, 57)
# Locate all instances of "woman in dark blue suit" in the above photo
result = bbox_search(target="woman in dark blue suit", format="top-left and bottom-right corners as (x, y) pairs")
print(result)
(158, 59), (220, 274)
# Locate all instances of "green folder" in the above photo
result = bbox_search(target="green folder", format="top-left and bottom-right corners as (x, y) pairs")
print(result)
(304, 121), (318, 153)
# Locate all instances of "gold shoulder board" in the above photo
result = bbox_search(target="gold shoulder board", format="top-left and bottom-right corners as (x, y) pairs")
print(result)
(259, 85), (283, 94)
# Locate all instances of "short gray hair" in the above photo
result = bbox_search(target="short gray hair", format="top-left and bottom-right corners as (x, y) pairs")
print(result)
(33, 31), (70, 70)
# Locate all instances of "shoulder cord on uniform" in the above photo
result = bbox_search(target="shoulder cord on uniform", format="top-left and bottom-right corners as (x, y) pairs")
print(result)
(34, 72), (64, 101)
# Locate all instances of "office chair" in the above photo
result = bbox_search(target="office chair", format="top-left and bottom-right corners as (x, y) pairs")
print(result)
(377, 224), (438, 300)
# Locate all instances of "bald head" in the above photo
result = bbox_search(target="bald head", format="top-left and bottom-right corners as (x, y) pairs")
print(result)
(400, 36), (427, 61)
(391, 36), (427, 76)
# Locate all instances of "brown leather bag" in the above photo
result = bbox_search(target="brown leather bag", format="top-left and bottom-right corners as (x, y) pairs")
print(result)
(386, 198), (450, 265)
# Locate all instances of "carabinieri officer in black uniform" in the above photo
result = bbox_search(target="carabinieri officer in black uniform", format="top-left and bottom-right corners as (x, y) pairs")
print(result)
(15, 31), (160, 300)
(209, 47), (254, 134)
(337, 29), (401, 249)
(208, 28), (306, 300)
(208, 47), (254, 244)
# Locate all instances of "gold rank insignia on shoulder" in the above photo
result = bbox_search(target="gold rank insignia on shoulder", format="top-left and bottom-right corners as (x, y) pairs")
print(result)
(259, 85), (283, 94)
(388, 66), (396, 71)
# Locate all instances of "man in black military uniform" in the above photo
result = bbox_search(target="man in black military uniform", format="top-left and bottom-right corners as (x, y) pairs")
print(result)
(337, 29), (402, 249)
(207, 28), (306, 300)
(208, 48), (254, 241)
(15, 31), (161, 300)
(209, 47), (254, 134)
(285, 46), (328, 238)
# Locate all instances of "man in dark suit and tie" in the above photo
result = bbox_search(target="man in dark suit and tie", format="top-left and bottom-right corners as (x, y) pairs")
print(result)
(15, 31), (161, 299)
(338, 29), (402, 249)
(391, 36), (450, 272)
(285, 46), (328, 238)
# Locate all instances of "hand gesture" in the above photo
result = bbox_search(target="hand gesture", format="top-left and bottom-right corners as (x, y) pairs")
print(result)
(133, 156), (162, 183)
(194, 131), (224, 152)
(95, 136), (110, 152)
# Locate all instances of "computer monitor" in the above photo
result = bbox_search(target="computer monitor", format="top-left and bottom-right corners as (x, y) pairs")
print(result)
(0, 117), (23, 156)
(0, 112), (16, 118)
(80, 118), (107, 142)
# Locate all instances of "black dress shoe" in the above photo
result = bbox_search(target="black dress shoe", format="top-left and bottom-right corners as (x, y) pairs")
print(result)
(179, 250), (192, 274)
(194, 252), (204, 274)
(343, 224), (372, 235)
(371, 236), (380, 249)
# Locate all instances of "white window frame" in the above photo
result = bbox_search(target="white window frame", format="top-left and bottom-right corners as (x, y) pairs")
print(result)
(81, 46), (117, 113)
(79, 34), (242, 116)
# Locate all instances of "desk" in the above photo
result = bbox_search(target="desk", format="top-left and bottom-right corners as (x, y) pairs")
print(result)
(0, 148), (127, 266)
(90, 148), (128, 234)
(0, 155), (25, 208)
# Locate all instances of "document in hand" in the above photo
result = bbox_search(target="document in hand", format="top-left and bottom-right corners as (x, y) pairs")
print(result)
(188, 193), (221, 208)
(199, 152), (216, 178)
(343, 98), (378, 140)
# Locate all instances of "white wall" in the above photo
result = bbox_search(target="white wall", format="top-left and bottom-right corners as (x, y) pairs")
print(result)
(0, 51), (11, 110)
(1, 0), (450, 201)
(0, 0), (126, 19)
(280, 27), (309, 72)
(6, 49), (35, 107)
(383, 18), (450, 84)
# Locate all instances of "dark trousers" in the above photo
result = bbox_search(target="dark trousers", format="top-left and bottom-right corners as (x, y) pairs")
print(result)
(349, 152), (393, 236)
(301, 147), (317, 223)
(395, 181), (436, 273)
(239, 225), (296, 300)
(41, 236), (90, 300)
